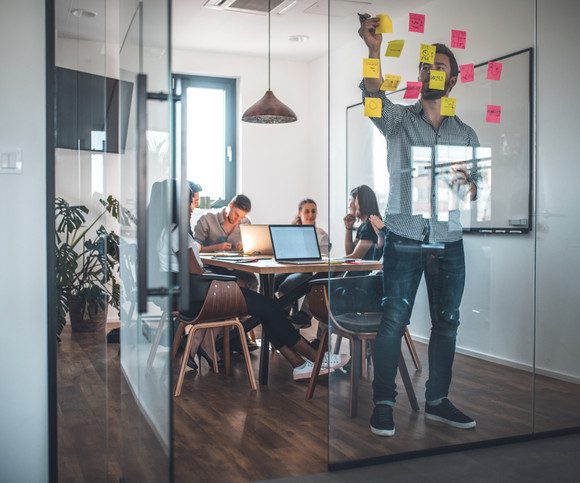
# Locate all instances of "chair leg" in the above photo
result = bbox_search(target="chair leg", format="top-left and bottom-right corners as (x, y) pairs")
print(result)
(404, 327), (422, 371)
(349, 338), (362, 418)
(361, 338), (368, 379)
(333, 335), (342, 354)
(208, 329), (219, 373)
(234, 320), (257, 391)
(147, 311), (168, 371)
(398, 351), (420, 412)
(174, 325), (196, 397)
(223, 326), (231, 375)
(171, 320), (186, 360)
(248, 329), (257, 343)
(306, 328), (328, 400)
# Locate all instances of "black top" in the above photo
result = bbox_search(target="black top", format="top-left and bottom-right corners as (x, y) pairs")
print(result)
(355, 219), (380, 261)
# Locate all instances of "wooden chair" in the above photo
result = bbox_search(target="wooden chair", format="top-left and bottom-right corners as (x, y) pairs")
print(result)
(305, 274), (420, 417)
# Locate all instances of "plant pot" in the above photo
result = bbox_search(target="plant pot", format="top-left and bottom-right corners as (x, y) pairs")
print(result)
(69, 297), (108, 333)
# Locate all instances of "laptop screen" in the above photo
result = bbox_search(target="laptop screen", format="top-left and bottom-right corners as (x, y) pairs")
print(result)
(269, 225), (321, 261)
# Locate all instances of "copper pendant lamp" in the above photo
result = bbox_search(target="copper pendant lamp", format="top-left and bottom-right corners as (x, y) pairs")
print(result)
(241, 0), (297, 124)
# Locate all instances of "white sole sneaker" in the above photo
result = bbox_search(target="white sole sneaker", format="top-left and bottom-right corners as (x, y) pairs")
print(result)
(424, 413), (477, 429)
(370, 425), (395, 437)
(293, 363), (330, 381)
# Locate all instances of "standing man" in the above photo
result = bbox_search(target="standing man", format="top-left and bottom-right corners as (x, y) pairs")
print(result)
(358, 16), (479, 437)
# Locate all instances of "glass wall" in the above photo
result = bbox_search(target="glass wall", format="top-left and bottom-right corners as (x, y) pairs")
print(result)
(328, 0), (537, 464)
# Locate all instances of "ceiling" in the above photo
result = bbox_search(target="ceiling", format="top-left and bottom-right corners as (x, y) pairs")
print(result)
(56, 0), (425, 63)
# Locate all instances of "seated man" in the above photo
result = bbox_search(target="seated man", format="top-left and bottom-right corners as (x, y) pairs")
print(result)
(194, 194), (258, 291)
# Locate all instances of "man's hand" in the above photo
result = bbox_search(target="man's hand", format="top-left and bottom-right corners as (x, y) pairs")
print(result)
(216, 242), (232, 251)
(235, 241), (244, 251)
(358, 15), (382, 57)
(450, 166), (478, 201)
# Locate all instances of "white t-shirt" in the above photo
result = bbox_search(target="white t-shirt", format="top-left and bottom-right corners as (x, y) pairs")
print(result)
(158, 224), (201, 272)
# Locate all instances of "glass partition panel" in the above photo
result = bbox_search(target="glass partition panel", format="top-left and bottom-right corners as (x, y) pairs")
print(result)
(328, 0), (535, 464)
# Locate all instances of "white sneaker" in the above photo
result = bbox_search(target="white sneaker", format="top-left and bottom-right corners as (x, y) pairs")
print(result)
(322, 352), (350, 371)
(293, 360), (330, 381)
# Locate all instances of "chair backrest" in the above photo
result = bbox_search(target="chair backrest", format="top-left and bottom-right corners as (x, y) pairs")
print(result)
(191, 279), (247, 323)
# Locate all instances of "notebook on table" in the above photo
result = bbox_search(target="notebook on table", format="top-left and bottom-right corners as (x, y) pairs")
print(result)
(269, 225), (323, 265)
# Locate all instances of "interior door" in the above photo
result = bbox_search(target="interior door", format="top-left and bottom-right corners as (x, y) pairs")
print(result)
(118, 1), (174, 481)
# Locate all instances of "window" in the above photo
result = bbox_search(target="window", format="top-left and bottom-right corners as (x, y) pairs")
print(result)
(174, 75), (236, 208)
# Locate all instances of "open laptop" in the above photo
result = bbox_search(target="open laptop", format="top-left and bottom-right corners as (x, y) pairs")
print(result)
(240, 224), (273, 256)
(269, 225), (322, 264)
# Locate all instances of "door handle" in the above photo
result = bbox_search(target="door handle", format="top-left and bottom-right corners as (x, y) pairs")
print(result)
(136, 74), (148, 313)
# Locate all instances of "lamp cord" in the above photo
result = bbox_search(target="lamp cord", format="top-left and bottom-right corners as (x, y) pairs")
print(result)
(268, 0), (271, 91)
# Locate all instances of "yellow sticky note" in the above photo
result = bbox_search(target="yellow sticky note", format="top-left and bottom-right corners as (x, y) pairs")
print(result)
(440, 97), (456, 116)
(380, 74), (401, 91)
(429, 70), (446, 90)
(363, 58), (381, 79)
(385, 39), (405, 57)
(364, 97), (382, 117)
(419, 43), (436, 64)
(376, 14), (393, 34)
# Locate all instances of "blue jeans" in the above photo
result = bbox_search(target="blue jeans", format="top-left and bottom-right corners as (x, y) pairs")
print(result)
(372, 231), (465, 405)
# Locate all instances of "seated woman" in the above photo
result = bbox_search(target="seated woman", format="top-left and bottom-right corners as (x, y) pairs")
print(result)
(274, 199), (330, 328)
(158, 181), (348, 380)
(343, 185), (382, 261)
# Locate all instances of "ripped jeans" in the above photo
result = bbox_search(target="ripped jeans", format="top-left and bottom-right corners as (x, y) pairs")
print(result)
(372, 231), (465, 405)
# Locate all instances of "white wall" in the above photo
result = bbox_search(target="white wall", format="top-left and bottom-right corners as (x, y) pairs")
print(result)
(315, 0), (548, 373)
(0, 1), (48, 482)
(173, 49), (327, 231)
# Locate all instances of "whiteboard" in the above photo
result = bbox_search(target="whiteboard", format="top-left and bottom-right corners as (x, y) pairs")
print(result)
(347, 48), (533, 234)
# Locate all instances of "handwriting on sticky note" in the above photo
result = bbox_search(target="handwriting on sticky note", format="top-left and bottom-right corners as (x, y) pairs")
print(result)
(451, 29), (467, 49)
(365, 97), (382, 117)
(460, 63), (474, 83)
(429, 70), (446, 90)
(403, 81), (422, 99)
(419, 43), (436, 64)
(486, 104), (502, 123)
(380, 74), (402, 91)
(363, 58), (381, 79)
(409, 13), (425, 33)
(385, 40), (405, 57)
(376, 14), (393, 34)
(487, 61), (503, 80)
(440, 97), (456, 116)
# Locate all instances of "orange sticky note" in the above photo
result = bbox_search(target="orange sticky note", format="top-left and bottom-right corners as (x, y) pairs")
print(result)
(363, 58), (381, 78)
(385, 40), (405, 57)
(419, 43), (436, 64)
(376, 14), (393, 34)
(451, 29), (467, 49)
(487, 61), (503, 80)
(440, 97), (456, 116)
(486, 104), (502, 123)
(429, 70), (446, 90)
(404, 81), (422, 99)
(380, 74), (402, 91)
(364, 97), (382, 117)
(460, 63), (475, 83)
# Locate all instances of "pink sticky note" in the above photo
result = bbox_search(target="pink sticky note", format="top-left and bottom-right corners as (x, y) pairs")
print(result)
(460, 63), (474, 83)
(451, 29), (467, 49)
(487, 61), (503, 80)
(486, 104), (502, 123)
(403, 81), (422, 99)
(409, 13), (425, 33)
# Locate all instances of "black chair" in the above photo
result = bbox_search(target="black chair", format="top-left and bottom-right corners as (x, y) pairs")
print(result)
(305, 274), (420, 417)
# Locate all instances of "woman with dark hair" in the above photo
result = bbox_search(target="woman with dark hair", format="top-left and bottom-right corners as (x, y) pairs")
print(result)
(156, 181), (348, 380)
(343, 184), (382, 260)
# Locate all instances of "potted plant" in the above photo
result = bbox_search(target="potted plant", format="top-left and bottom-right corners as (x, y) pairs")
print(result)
(55, 195), (120, 335)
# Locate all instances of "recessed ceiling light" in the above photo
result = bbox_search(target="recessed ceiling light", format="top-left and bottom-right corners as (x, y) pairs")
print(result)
(70, 8), (97, 18)
(288, 35), (309, 43)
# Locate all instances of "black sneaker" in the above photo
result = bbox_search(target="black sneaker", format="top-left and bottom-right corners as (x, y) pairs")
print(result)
(290, 310), (312, 329)
(425, 398), (476, 429)
(370, 404), (395, 436)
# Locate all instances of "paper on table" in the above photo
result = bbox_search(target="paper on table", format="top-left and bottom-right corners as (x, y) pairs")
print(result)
(429, 70), (446, 90)
(380, 74), (402, 91)
(486, 104), (502, 123)
(460, 63), (475, 83)
(363, 58), (381, 78)
(364, 97), (382, 117)
(419, 43), (436, 64)
(385, 39), (405, 57)
(487, 61), (503, 80)
(451, 29), (467, 49)
(376, 14), (393, 34)
(409, 13), (425, 33)
(403, 81), (422, 99)
(440, 97), (456, 116)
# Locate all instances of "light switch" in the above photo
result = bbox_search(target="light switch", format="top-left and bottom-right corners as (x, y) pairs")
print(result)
(0, 148), (22, 174)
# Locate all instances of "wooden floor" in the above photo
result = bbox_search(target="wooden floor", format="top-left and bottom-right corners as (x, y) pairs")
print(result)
(56, 323), (580, 482)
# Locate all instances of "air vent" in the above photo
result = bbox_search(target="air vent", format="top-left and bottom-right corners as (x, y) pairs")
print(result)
(204, 0), (292, 15)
